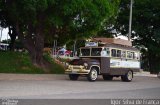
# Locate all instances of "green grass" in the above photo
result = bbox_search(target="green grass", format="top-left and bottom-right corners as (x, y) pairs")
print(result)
(0, 51), (64, 74)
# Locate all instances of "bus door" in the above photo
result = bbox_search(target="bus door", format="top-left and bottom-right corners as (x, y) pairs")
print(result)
(100, 48), (110, 74)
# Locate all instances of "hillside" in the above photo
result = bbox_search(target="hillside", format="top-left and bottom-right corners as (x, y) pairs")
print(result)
(0, 51), (64, 74)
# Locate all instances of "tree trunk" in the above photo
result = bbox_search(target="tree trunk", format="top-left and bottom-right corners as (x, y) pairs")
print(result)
(32, 31), (44, 66)
(16, 21), (51, 73)
(8, 26), (17, 51)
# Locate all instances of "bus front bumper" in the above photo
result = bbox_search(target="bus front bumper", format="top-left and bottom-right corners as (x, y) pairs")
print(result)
(65, 65), (90, 74)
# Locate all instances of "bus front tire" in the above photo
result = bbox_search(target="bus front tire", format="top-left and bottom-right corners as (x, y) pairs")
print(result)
(87, 68), (98, 82)
(121, 70), (133, 82)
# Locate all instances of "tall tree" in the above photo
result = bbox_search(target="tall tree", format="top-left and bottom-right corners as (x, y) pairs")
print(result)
(97, 0), (120, 38)
(1, 0), (119, 71)
(115, 0), (160, 73)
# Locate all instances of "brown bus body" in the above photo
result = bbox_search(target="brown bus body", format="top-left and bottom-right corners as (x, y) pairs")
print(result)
(65, 38), (140, 82)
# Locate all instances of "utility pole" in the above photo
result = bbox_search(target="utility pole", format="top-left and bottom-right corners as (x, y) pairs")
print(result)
(73, 40), (77, 56)
(53, 40), (57, 58)
(128, 0), (133, 41)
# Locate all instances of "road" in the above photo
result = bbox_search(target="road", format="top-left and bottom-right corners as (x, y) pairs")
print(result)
(0, 74), (160, 105)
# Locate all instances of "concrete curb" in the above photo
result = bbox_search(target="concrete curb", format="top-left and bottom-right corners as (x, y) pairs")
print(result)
(134, 72), (157, 77)
(0, 73), (67, 81)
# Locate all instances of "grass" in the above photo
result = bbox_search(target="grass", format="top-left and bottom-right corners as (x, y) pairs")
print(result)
(0, 51), (64, 74)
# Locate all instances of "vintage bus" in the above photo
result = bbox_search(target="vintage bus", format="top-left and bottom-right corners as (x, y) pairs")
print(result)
(65, 38), (140, 82)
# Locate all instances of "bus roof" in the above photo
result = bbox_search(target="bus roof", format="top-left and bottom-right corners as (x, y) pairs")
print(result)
(81, 43), (139, 52)
(93, 38), (132, 46)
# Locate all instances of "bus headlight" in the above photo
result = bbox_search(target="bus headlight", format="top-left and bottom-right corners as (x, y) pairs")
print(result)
(84, 63), (88, 68)
(65, 63), (69, 68)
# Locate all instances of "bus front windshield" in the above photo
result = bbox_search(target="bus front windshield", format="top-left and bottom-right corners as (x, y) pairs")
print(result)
(91, 48), (102, 56)
(81, 48), (90, 56)
(80, 48), (102, 56)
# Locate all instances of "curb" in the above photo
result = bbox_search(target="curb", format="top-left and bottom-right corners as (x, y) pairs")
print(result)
(134, 72), (158, 77)
(0, 74), (67, 81)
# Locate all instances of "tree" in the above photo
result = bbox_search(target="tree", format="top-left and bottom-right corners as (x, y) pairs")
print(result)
(115, 0), (160, 73)
(1, 0), (119, 71)
(54, 0), (120, 55)
(97, 0), (120, 38)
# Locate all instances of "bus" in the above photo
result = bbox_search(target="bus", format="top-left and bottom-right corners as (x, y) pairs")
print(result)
(65, 38), (140, 82)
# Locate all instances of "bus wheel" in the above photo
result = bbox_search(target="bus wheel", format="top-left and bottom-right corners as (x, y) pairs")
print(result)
(69, 74), (79, 80)
(87, 68), (98, 82)
(121, 71), (133, 82)
(103, 75), (113, 81)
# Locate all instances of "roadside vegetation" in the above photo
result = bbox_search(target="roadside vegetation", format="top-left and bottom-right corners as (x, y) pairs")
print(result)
(0, 0), (119, 71)
(0, 51), (64, 74)
(1, 0), (159, 74)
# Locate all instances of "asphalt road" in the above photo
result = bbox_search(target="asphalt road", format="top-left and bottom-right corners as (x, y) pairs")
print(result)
(0, 74), (160, 105)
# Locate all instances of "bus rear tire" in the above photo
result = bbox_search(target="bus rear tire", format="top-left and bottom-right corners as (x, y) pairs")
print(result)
(103, 75), (113, 81)
(121, 70), (133, 82)
(69, 74), (79, 80)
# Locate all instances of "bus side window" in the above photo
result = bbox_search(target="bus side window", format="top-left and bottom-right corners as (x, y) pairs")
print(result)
(134, 52), (140, 60)
(101, 48), (110, 57)
(101, 48), (106, 56)
(117, 50), (121, 57)
(127, 51), (131, 58)
(127, 51), (134, 59)
(130, 52), (134, 59)
(122, 51), (126, 58)
(106, 48), (110, 56)
(111, 49), (116, 57)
